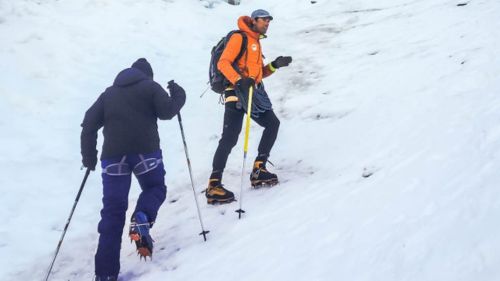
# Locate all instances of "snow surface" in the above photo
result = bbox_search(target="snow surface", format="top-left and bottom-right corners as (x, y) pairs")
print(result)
(1, 0), (500, 280)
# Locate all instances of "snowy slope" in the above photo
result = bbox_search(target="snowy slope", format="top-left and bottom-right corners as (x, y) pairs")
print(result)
(1, 0), (500, 280)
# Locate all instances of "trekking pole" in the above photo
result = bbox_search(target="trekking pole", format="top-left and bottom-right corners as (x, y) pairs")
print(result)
(235, 86), (254, 219)
(177, 112), (210, 241)
(199, 82), (210, 98)
(45, 168), (91, 281)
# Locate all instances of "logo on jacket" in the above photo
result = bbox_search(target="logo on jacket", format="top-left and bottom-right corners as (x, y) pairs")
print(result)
(251, 44), (258, 51)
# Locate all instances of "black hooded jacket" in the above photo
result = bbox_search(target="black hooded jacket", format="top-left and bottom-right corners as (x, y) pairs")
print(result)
(81, 59), (186, 160)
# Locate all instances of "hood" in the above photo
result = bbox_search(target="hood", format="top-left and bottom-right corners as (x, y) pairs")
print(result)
(113, 67), (149, 87)
(237, 16), (261, 40)
(131, 58), (153, 78)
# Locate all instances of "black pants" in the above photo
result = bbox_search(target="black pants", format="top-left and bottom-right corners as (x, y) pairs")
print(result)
(211, 93), (280, 178)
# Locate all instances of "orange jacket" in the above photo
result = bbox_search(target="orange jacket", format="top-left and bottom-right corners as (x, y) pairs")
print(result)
(217, 16), (276, 86)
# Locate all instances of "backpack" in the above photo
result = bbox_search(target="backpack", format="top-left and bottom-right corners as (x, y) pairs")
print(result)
(209, 30), (247, 94)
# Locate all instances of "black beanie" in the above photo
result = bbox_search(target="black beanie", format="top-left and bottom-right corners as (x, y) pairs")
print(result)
(131, 58), (153, 78)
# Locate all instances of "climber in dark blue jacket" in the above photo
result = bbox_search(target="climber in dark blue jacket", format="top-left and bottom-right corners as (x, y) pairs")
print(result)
(80, 58), (186, 281)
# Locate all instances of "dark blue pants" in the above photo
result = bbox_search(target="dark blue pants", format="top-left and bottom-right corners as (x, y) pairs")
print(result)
(94, 150), (167, 277)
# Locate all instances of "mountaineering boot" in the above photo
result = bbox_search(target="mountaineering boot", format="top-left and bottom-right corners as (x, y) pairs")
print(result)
(129, 211), (154, 260)
(250, 160), (279, 188)
(94, 276), (117, 281)
(205, 178), (235, 205)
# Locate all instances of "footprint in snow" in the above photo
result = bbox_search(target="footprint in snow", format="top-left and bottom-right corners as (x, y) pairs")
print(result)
(362, 166), (379, 178)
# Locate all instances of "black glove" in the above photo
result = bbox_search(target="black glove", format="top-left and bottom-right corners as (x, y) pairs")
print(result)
(82, 155), (97, 171)
(235, 77), (255, 111)
(167, 80), (186, 98)
(271, 56), (292, 69)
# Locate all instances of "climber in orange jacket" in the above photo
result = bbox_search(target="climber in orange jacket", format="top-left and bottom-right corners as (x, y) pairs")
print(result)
(206, 9), (292, 204)
(217, 15), (275, 85)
